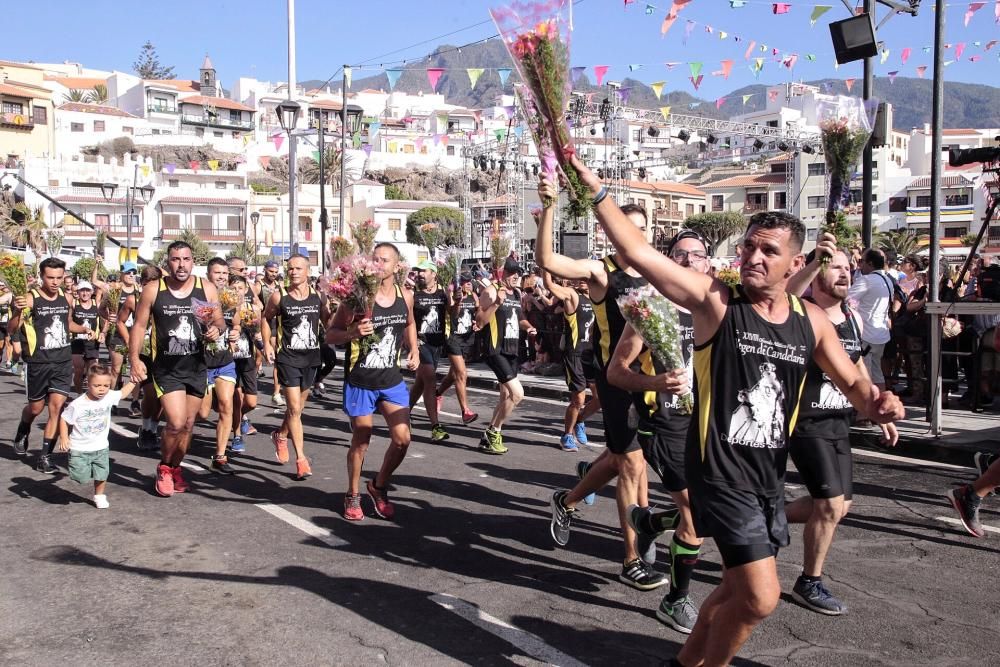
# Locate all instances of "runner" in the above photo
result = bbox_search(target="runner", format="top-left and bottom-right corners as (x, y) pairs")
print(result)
(542, 271), (600, 452)
(408, 260), (450, 442)
(583, 150), (903, 667)
(0, 279), (12, 368)
(227, 257), (262, 437)
(435, 274), (479, 424)
(70, 280), (101, 393)
(475, 258), (536, 455)
(197, 257), (240, 475)
(101, 261), (140, 416)
(129, 241), (224, 497)
(257, 260), (284, 407)
(117, 265), (163, 451)
(262, 254), (330, 480)
(10, 258), (95, 473)
(228, 273), (260, 453)
(949, 452), (1000, 538)
(328, 242), (418, 520)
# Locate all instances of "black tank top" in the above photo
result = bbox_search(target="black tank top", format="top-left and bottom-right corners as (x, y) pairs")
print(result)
(276, 287), (322, 368)
(687, 287), (815, 496)
(483, 283), (522, 357)
(23, 288), (72, 363)
(592, 255), (648, 369)
(634, 310), (695, 429)
(449, 294), (477, 340)
(204, 303), (236, 369)
(232, 296), (255, 361)
(109, 287), (136, 342)
(149, 278), (208, 373)
(564, 293), (595, 354)
(794, 301), (863, 438)
(72, 300), (100, 339)
(413, 288), (448, 346)
(346, 285), (408, 389)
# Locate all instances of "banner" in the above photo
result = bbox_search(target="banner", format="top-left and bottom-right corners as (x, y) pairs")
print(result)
(809, 5), (831, 25)
(272, 134), (284, 151)
(497, 68), (512, 86)
(689, 61), (703, 77)
(362, 144), (373, 157)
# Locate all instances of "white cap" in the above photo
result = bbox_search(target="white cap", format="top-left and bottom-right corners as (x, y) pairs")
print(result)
(77, 280), (94, 291)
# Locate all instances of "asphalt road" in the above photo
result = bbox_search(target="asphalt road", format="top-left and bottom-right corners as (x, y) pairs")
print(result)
(2, 367), (999, 666)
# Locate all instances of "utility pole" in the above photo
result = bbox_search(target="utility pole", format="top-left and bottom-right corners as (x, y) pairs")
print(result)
(339, 65), (350, 241)
(861, 0), (875, 249)
(287, 0), (298, 259)
(318, 115), (327, 273)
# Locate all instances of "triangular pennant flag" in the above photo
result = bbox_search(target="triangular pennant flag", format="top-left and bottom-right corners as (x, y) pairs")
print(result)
(773, 3), (791, 14)
(720, 31), (728, 39)
(901, 47), (912, 64)
(986, 40), (998, 51)
(689, 75), (703, 91)
(753, 57), (765, 72)
(503, 105), (516, 118)
(165, 163), (176, 174)
(388, 141), (398, 154)
(665, 62), (681, 70)
(352, 132), (362, 149)
(594, 65), (609, 86)
(720, 59), (734, 78)
(426, 68), (445, 92)
(497, 68), (512, 86)
(207, 160), (219, 171)
(570, 66), (586, 83)
(806, 54), (817, 61)
(730, 0), (746, 6)
(661, 0), (694, 36)
(965, 2), (985, 27)
(369, 121), (381, 137)
(944, 60), (956, 67)
(784, 54), (799, 69)
(618, 87), (632, 105)
(362, 144), (373, 157)
(810, 5), (832, 26)
(242, 134), (250, 146)
(888, 71), (899, 83)
(190, 160), (200, 171)
(689, 102), (701, 109)
(705, 24), (714, 34)
(646, 4), (656, 14)
(514, 126), (524, 138)
(683, 19), (696, 42)
(629, 64), (643, 72)
(768, 89), (779, 102)
(414, 138), (424, 151)
(495, 128), (507, 142)
(749, 64), (761, 79)
(467, 68), (484, 88)
(439, 134), (449, 146)
(141, 165), (151, 178)
(650, 81), (666, 99)
(916, 65), (927, 77)
(996, 0), (1000, 23)
(923, 46), (932, 53)
(955, 42), (967, 59)
(311, 151), (320, 162)
(742, 94), (753, 105)
(385, 69), (402, 90)
(880, 49), (890, 64)
(970, 55), (982, 62)
(745, 40), (757, 60)
(845, 78), (855, 91)
(344, 66), (352, 90)
(689, 62), (703, 78)
(272, 134), (284, 151)
(716, 97), (727, 109)
(660, 106), (672, 119)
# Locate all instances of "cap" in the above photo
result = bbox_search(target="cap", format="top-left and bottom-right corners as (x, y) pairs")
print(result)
(503, 258), (524, 276)
(416, 260), (438, 272)
(666, 229), (710, 256)
(264, 260), (279, 269)
(459, 272), (473, 283)
(121, 261), (138, 273)
(77, 280), (94, 291)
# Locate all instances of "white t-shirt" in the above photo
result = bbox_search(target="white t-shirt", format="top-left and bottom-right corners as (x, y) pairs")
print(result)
(62, 390), (122, 453)
(848, 270), (893, 345)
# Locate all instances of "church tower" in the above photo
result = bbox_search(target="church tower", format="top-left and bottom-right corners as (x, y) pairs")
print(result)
(200, 54), (217, 98)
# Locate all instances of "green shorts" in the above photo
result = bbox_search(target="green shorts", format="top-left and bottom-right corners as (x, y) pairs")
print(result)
(68, 448), (110, 484)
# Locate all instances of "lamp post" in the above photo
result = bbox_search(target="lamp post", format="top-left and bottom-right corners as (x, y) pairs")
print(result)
(250, 211), (260, 271)
(276, 99), (302, 259)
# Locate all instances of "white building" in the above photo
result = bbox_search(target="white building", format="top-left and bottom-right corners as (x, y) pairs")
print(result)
(53, 103), (145, 157)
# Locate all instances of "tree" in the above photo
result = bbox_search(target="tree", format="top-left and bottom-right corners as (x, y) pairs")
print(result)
(960, 233), (979, 248)
(70, 256), (109, 281)
(86, 84), (109, 105)
(384, 183), (407, 200)
(875, 228), (922, 259)
(299, 147), (353, 190)
(133, 41), (175, 80)
(407, 206), (465, 249)
(0, 204), (48, 256)
(682, 211), (746, 254)
(151, 229), (213, 266)
(64, 89), (89, 103)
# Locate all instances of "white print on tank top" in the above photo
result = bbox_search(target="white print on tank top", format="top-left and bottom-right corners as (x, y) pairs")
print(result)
(234, 334), (251, 359)
(364, 330), (397, 369)
(727, 362), (786, 449)
(420, 306), (440, 335)
(43, 318), (68, 349)
(503, 310), (519, 340)
(815, 374), (851, 410)
(455, 308), (472, 335)
(669, 343), (695, 409)
(167, 316), (199, 355)
(288, 316), (318, 350)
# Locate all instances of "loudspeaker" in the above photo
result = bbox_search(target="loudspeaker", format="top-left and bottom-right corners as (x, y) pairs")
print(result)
(829, 13), (878, 64)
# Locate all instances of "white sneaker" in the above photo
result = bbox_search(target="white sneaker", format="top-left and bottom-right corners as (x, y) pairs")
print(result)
(94, 494), (110, 509)
(272, 392), (286, 407)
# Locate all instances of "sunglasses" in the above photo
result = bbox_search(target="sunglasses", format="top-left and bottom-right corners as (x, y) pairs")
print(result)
(123, 270), (138, 275)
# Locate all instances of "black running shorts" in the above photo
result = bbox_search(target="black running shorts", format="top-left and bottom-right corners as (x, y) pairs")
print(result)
(418, 343), (442, 368)
(638, 415), (690, 493)
(235, 358), (258, 394)
(445, 334), (475, 359)
(689, 481), (788, 569)
(151, 357), (208, 399)
(563, 351), (587, 393)
(26, 361), (72, 402)
(71, 339), (100, 360)
(485, 353), (519, 384)
(581, 348), (597, 383)
(595, 370), (640, 455)
(277, 362), (318, 391)
(789, 434), (853, 500)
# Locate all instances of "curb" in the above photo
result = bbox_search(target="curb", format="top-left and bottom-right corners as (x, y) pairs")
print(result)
(850, 427), (1000, 467)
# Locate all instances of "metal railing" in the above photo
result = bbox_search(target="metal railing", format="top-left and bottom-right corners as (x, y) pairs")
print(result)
(0, 112), (34, 128)
(161, 226), (244, 239)
(147, 105), (178, 114)
(180, 114), (254, 130)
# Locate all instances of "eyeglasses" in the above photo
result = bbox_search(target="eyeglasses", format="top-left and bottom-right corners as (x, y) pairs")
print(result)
(670, 249), (708, 262)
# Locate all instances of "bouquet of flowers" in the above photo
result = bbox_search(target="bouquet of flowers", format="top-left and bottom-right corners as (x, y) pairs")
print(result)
(0, 253), (29, 296)
(395, 260), (411, 288)
(817, 94), (878, 263)
(218, 286), (241, 313)
(489, 230), (512, 281)
(322, 254), (383, 352)
(716, 267), (741, 289)
(348, 218), (380, 255)
(492, 1), (592, 218)
(238, 304), (261, 333)
(102, 284), (123, 315)
(436, 248), (462, 289)
(617, 286), (693, 415)
(328, 235), (355, 264)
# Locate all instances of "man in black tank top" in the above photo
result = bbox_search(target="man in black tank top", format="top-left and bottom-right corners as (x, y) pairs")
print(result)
(130, 241), (225, 498)
(408, 260), (451, 442)
(784, 240), (899, 616)
(262, 254), (331, 481)
(258, 261), (284, 408)
(11, 258), (95, 473)
(435, 275), (480, 424)
(328, 242), (418, 521)
(588, 149), (904, 667)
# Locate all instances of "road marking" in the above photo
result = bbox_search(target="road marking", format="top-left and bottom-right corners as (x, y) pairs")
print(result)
(935, 515), (1000, 535)
(430, 593), (588, 667)
(852, 448), (973, 471)
(412, 404), (564, 443)
(110, 423), (138, 439)
(256, 502), (350, 547)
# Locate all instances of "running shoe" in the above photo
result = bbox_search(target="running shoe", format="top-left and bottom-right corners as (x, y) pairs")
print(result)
(550, 490), (575, 546)
(792, 576), (847, 615)
(431, 424), (450, 442)
(155, 463), (174, 497)
(656, 596), (698, 634)
(240, 416), (257, 436)
(129, 400), (142, 418)
(576, 460), (596, 505)
(36, 454), (56, 475)
(625, 504), (663, 566)
(559, 434), (579, 452)
(478, 430), (508, 455)
(462, 410), (479, 424)
(973, 452), (997, 496)
(272, 392), (285, 407)
(947, 485), (985, 538)
(12, 433), (28, 456)
(366, 479), (395, 520)
(619, 558), (667, 591)
(295, 458), (313, 480)
(212, 455), (235, 475)
(574, 421), (588, 445)
(230, 435), (246, 454)
(93, 494), (110, 510)
(171, 466), (189, 493)
(312, 382), (326, 398)
(344, 493), (364, 521)
(271, 431), (289, 464)
(137, 429), (158, 452)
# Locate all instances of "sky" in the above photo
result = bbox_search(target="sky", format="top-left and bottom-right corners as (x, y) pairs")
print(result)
(8, 1), (999, 101)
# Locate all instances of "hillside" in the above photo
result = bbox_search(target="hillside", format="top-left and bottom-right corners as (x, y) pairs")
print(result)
(301, 41), (1000, 130)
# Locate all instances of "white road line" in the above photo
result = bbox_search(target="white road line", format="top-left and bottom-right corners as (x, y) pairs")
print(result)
(110, 423), (138, 439)
(852, 448), (974, 471)
(430, 593), (588, 667)
(256, 502), (350, 547)
(935, 516), (1000, 535)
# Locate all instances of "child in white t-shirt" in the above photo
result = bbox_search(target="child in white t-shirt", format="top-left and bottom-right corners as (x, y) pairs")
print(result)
(58, 364), (135, 508)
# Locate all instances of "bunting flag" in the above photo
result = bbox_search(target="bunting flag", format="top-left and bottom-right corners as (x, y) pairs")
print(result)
(716, 97), (727, 109)
(388, 141), (398, 154)
(745, 40), (757, 60)
(689, 61), (703, 77)
(719, 31), (728, 39)
(664, 62), (680, 70)
(514, 126), (524, 138)
(806, 54), (817, 61)
(594, 65), (609, 86)
(497, 68), (512, 86)
(753, 57), (765, 72)
(369, 121), (381, 137)
(945, 60), (955, 67)
(439, 134), (449, 146)
(386, 69), (402, 90)
(503, 105), (516, 118)
(344, 66), (352, 90)
(661, 0), (694, 36)
(987, 40), (999, 50)
(720, 59), (734, 78)
(164, 163), (176, 174)
(495, 128), (507, 141)
(207, 160), (219, 171)
(888, 70), (899, 83)
(629, 64), (643, 72)
(880, 49), (890, 64)
(810, 5), (832, 25)
(683, 19), (696, 42)
(362, 144), (373, 157)
(970, 55), (982, 62)
(414, 138), (424, 151)
(773, 3), (791, 14)
(965, 2), (985, 26)
(689, 102), (701, 109)
(353, 132), (362, 149)
(704, 25), (714, 34)
(845, 78), (855, 92)
(570, 66), (586, 83)
(258, 156), (270, 169)
(783, 54), (798, 69)
(650, 81), (666, 99)
(916, 65), (927, 78)
(311, 151), (320, 162)
(190, 160), (201, 171)
(426, 68), (445, 92)
(660, 106), (671, 119)
(646, 4), (656, 14)
(996, 0), (1000, 23)
(689, 75), (703, 91)
(742, 94), (753, 105)
(955, 42), (967, 59)
(901, 47), (912, 64)
(768, 89), (779, 102)
(242, 135), (251, 146)
(141, 165), (151, 178)
(467, 68), (484, 88)
(272, 134), (284, 151)
(730, 0), (746, 6)
(618, 87), (633, 105)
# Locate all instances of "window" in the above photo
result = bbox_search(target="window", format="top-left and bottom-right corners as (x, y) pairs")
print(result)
(161, 129), (172, 135)
(808, 163), (826, 176)
(154, 96), (169, 110)
(910, 226), (930, 236)
(230, 110), (240, 122)
(213, 131), (223, 138)
(232, 131), (240, 139)
(633, 129), (642, 142)
(194, 214), (213, 231)
(770, 162), (787, 174)
(32, 106), (47, 125)
(766, 120), (778, 128)
(94, 214), (110, 229)
(945, 193), (969, 206)
(747, 193), (767, 210)
(226, 215), (242, 231)
(119, 214), (140, 228)
(989, 226), (1000, 243)
(388, 217), (401, 231)
(71, 122), (84, 133)
(685, 203), (694, 217)
(807, 228), (818, 242)
(168, 179), (179, 188)
(308, 250), (319, 265)
(122, 126), (133, 135)
(915, 195), (933, 208)
(807, 196), (825, 209)
(298, 216), (311, 232)
(944, 227), (965, 238)
(215, 181), (227, 190)
(1, 101), (24, 115)
(161, 213), (181, 229)
(699, 205), (706, 213)
(94, 120), (105, 132)
(446, 145), (455, 156)
(195, 128), (205, 137)
(152, 129), (161, 135)
(889, 197), (907, 212)
(638, 199), (646, 211)
(711, 194), (724, 212)
(773, 191), (788, 210)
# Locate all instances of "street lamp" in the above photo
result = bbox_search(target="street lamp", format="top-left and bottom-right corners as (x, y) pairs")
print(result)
(100, 183), (117, 201)
(276, 99), (302, 258)
(250, 211), (260, 271)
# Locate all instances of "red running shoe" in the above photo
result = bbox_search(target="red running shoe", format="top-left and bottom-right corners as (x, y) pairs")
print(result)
(462, 410), (479, 424)
(155, 464), (174, 497)
(171, 466), (189, 493)
(344, 493), (364, 521)
(271, 431), (289, 464)
(295, 457), (312, 480)
(366, 479), (395, 520)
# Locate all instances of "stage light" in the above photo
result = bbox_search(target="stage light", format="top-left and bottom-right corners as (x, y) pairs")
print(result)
(706, 134), (718, 144)
(753, 139), (765, 151)
(777, 141), (790, 152)
(677, 129), (690, 143)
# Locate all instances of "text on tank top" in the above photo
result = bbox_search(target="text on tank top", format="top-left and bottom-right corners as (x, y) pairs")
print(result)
(276, 287), (322, 368)
(687, 287), (815, 496)
(72, 301), (100, 340)
(204, 303), (236, 369)
(592, 255), (648, 368)
(450, 294), (477, 338)
(150, 278), (206, 361)
(413, 288), (448, 346)
(484, 284), (522, 357)
(23, 288), (72, 363)
(346, 285), (408, 389)
(564, 293), (595, 353)
(634, 310), (695, 428)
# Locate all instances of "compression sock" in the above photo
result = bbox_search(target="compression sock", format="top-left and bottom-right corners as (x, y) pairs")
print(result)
(40, 437), (55, 457)
(666, 535), (701, 602)
(651, 508), (681, 533)
(142, 418), (157, 432)
(15, 420), (30, 441)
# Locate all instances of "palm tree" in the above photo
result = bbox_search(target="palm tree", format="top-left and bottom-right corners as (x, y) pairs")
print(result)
(64, 89), (89, 103)
(875, 228), (921, 259)
(226, 240), (268, 266)
(86, 84), (109, 105)
(0, 204), (48, 256)
(299, 147), (353, 190)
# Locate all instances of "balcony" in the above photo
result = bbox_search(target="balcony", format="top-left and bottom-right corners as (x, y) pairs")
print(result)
(147, 105), (178, 115)
(180, 114), (254, 131)
(654, 208), (684, 223)
(161, 226), (245, 242)
(63, 220), (136, 238)
(905, 203), (975, 225)
(742, 202), (768, 214)
(0, 112), (34, 130)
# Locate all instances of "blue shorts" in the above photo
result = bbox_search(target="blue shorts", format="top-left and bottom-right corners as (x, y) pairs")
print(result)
(344, 381), (409, 418)
(206, 362), (238, 386)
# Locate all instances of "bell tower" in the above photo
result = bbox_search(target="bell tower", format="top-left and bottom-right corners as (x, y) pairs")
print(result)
(200, 54), (217, 97)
